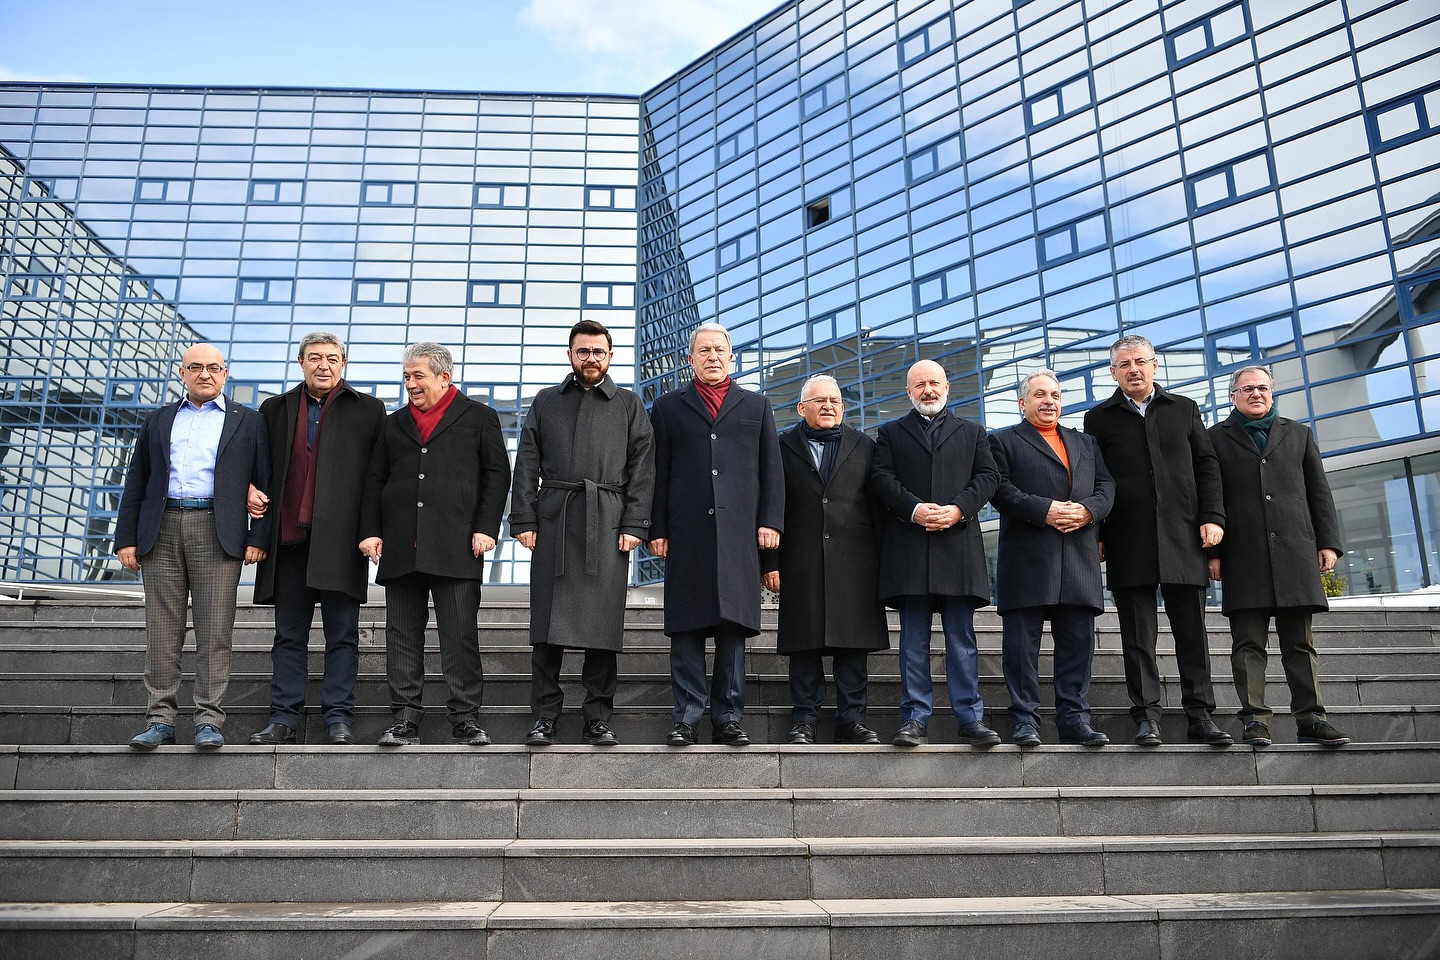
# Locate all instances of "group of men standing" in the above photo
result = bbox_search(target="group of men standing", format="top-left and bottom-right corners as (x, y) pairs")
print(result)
(117, 324), (1348, 751)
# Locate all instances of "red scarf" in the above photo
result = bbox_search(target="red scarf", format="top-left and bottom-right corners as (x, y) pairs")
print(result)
(409, 384), (458, 442)
(694, 376), (730, 419)
(280, 384), (342, 544)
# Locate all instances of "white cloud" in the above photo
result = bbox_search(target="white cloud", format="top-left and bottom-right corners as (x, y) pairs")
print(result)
(519, 0), (778, 92)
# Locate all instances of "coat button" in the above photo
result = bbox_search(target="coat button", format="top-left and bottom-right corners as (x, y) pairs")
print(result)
(417, 501), (424, 507)
(1260, 458), (1266, 464)
(712, 468), (718, 475)
(421, 447), (427, 453)
(708, 508), (715, 515)
(418, 473), (425, 479)
(711, 433), (717, 440)
(822, 497), (829, 503)
(1264, 494), (1271, 500)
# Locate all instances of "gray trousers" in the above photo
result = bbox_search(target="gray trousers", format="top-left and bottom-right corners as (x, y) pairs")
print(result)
(141, 507), (243, 728)
(384, 571), (485, 724)
(1228, 608), (1326, 727)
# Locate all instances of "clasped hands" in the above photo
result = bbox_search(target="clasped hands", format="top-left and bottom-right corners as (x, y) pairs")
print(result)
(913, 502), (962, 531)
(1045, 500), (1093, 533)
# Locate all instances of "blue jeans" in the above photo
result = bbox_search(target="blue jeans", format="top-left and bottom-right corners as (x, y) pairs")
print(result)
(895, 594), (983, 726)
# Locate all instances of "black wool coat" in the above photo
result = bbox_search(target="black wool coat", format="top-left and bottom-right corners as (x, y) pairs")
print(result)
(988, 420), (1114, 614)
(871, 410), (1000, 607)
(1208, 412), (1342, 614)
(116, 397), (271, 560)
(649, 381), (784, 637)
(359, 391), (511, 583)
(1082, 385), (1225, 589)
(253, 382), (387, 604)
(508, 374), (655, 652)
(761, 423), (889, 654)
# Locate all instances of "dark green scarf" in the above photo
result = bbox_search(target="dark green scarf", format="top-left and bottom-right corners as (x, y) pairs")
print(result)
(1241, 406), (1278, 451)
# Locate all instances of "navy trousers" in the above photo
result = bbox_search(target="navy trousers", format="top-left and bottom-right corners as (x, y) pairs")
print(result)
(670, 623), (747, 727)
(1000, 603), (1096, 730)
(267, 541), (361, 729)
(894, 594), (983, 726)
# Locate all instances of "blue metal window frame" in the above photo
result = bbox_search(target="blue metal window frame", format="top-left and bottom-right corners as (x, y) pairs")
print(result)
(1206, 313), (1297, 371)
(899, 14), (953, 68)
(1024, 73), (1094, 133)
(119, 276), (175, 303)
(717, 230), (756, 269)
(809, 304), (858, 347)
(1038, 212), (1109, 267)
(352, 279), (410, 306)
(237, 278), (294, 305)
(1366, 84), (1440, 153)
(22, 175), (77, 202)
(801, 75), (845, 120)
(474, 183), (527, 208)
(1185, 149), (1274, 216)
(4, 273), (62, 300)
(1166, 1), (1252, 70)
(134, 178), (189, 203)
(248, 179), (303, 205)
(913, 262), (971, 312)
(715, 127), (750, 164)
(467, 280), (524, 307)
(585, 186), (634, 211)
(581, 282), (634, 309)
(360, 181), (416, 207)
(906, 135), (962, 186)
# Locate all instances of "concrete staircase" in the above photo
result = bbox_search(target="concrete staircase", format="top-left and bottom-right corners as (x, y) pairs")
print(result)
(0, 600), (1437, 959)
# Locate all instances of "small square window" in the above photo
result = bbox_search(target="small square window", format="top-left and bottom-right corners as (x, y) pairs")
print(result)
(468, 280), (524, 307)
(1166, 1), (1252, 69)
(362, 181), (416, 206)
(135, 178), (190, 203)
(249, 179), (303, 204)
(807, 197), (831, 229)
(237, 278), (294, 304)
(475, 183), (527, 208)
(353, 279), (409, 305)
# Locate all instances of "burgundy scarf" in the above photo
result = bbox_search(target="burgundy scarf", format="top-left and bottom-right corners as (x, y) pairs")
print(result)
(694, 376), (731, 420)
(280, 384), (342, 544)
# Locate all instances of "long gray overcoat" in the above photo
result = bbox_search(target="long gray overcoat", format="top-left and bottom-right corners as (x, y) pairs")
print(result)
(508, 374), (655, 652)
(871, 410), (1000, 607)
(1208, 412), (1342, 614)
(253, 382), (387, 605)
(761, 422), (889, 655)
(649, 381), (784, 637)
(1082, 384), (1225, 589)
(988, 420), (1114, 614)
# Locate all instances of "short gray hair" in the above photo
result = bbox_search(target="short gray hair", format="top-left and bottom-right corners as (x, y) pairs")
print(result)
(297, 331), (345, 361)
(800, 374), (841, 401)
(1018, 368), (1060, 398)
(1228, 365), (1273, 393)
(1109, 335), (1155, 363)
(403, 342), (454, 378)
(688, 322), (732, 354)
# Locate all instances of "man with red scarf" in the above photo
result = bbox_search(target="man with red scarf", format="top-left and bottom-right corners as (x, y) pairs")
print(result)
(649, 323), (783, 746)
(248, 333), (386, 746)
(359, 342), (510, 746)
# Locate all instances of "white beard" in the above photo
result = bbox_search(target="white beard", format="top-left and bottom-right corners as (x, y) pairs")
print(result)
(912, 397), (946, 417)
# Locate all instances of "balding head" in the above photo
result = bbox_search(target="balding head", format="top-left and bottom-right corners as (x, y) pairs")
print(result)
(178, 342), (228, 405)
(906, 360), (949, 417)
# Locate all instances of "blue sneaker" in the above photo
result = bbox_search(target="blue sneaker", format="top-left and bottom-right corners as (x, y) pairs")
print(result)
(194, 724), (225, 750)
(129, 723), (175, 750)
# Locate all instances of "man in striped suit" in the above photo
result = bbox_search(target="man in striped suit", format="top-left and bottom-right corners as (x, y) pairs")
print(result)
(988, 369), (1114, 747)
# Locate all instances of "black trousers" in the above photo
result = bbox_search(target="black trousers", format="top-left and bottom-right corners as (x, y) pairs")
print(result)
(384, 571), (484, 725)
(787, 648), (869, 725)
(1000, 604), (1095, 730)
(530, 642), (617, 724)
(670, 623), (747, 726)
(1112, 583), (1216, 725)
(268, 541), (361, 729)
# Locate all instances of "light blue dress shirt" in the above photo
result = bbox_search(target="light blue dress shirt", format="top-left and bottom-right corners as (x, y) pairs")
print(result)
(167, 395), (227, 498)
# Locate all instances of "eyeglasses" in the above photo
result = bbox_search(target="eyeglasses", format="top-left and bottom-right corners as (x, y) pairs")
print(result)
(800, 396), (843, 407)
(572, 348), (609, 360)
(302, 353), (344, 366)
(182, 363), (226, 375)
(1234, 384), (1272, 396)
(1111, 357), (1156, 371)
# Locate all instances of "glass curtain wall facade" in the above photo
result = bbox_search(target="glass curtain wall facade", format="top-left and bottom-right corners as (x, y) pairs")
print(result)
(635, 0), (1440, 594)
(0, 87), (640, 585)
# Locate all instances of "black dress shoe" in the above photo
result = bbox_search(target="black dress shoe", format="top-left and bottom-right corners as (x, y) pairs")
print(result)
(526, 717), (556, 746)
(1187, 719), (1234, 747)
(1134, 720), (1163, 746)
(713, 720), (751, 746)
(326, 722), (355, 745)
(378, 720), (420, 746)
(834, 721), (881, 744)
(666, 722), (697, 746)
(584, 720), (618, 746)
(958, 720), (1002, 748)
(892, 720), (927, 747)
(788, 721), (817, 744)
(248, 722), (296, 745)
(1011, 722), (1042, 747)
(1058, 722), (1109, 746)
(452, 719), (492, 746)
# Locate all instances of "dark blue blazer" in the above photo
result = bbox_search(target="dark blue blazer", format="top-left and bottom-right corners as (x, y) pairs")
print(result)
(988, 420), (1114, 614)
(116, 396), (271, 559)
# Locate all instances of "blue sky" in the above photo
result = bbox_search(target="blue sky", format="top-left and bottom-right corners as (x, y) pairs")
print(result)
(1, 0), (780, 95)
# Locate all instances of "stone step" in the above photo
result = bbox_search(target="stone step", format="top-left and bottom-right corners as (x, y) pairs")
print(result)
(2, 700), (1433, 747)
(4, 643), (1437, 677)
(4, 890), (1438, 960)
(0, 783), (1434, 841)
(0, 832), (1435, 904)
(5, 670), (1433, 714)
(5, 743), (1438, 792)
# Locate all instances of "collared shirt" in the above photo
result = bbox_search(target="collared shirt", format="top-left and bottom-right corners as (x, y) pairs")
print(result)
(305, 390), (326, 447)
(167, 394), (227, 498)
(806, 438), (825, 470)
(1127, 391), (1155, 416)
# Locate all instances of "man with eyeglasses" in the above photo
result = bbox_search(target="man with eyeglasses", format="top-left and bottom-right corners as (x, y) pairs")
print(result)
(117, 343), (270, 750)
(245, 333), (386, 747)
(649, 322), (783, 747)
(872, 359), (1002, 748)
(1207, 366), (1349, 747)
(1083, 335), (1231, 748)
(509, 320), (655, 747)
(761, 374), (888, 745)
